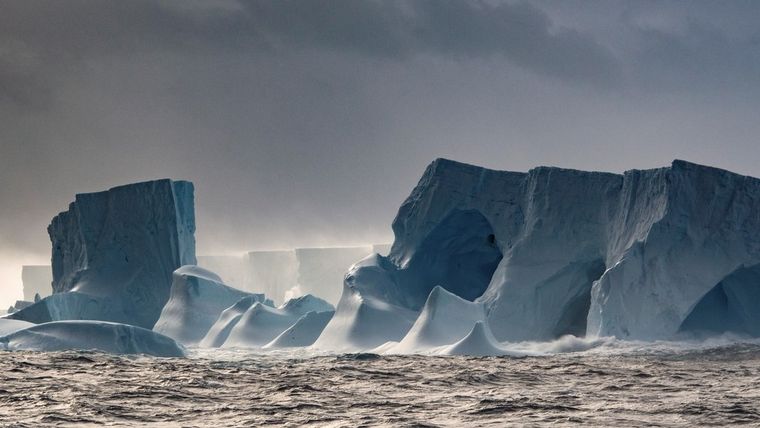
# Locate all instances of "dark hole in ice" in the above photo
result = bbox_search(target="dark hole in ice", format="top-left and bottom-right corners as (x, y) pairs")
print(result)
(397, 209), (503, 307)
(551, 259), (606, 338)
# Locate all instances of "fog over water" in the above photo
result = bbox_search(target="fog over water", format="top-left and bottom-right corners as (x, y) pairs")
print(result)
(2, 1), (760, 307)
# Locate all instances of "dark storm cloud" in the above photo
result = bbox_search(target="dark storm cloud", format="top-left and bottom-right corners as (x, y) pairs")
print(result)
(0, 0), (622, 109)
(2, 1), (760, 306)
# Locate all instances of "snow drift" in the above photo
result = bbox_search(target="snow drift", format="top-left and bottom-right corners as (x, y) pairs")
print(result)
(221, 295), (333, 348)
(387, 286), (488, 354)
(0, 320), (184, 357)
(9, 179), (196, 329)
(152, 266), (270, 345)
(264, 310), (334, 348)
(200, 295), (260, 348)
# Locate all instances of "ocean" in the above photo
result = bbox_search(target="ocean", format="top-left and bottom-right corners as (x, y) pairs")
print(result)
(2, 338), (760, 427)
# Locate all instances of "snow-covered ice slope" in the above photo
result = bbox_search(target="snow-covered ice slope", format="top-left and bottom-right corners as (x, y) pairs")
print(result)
(0, 320), (184, 357)
(199, 296), (260, 348)
(152, 266), (269, 345)
(440, 322), (505, 357)
(264, 310), (334, 348)
(9, 179), (196, 329)
(387, 286), (487, 354)
(222, 295), (333, 348)
(0, 319), (34, 336)
(21, 265), (52, 301)
(314, 255), (420, 352)
(325, 158), (760, 345)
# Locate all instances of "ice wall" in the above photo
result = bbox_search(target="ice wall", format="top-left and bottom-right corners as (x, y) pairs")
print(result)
(325, 158), (760, 344)
(21, 265), (52, 301)
(10, 179), (196, 329)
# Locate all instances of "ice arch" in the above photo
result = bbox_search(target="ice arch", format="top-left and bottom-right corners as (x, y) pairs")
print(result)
(679, 264), (760, 337)
(393, 208), (503, 307)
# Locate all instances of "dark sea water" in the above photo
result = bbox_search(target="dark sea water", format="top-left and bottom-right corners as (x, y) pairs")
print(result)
(2, 339), (760, 427)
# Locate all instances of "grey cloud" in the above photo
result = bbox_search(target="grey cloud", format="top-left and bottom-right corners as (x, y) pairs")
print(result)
(0, 0), (621, 108)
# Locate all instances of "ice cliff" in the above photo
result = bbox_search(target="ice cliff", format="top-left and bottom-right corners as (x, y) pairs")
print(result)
(9, 179), (196, 329)
(319, 159), (760, 348)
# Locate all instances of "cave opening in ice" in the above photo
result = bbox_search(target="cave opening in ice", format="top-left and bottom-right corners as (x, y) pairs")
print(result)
(551, 259), (606, 338)
(393, 208), (503, 307)
(679, 264), (760, 337)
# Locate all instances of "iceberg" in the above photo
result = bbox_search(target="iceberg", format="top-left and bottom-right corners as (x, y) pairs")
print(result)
(0, 319), (34, 336)
(0, 320), (184, 357)
(321, 158), (760, 348)
(199, 295), (259, 348)
(9, 179), (196, 329)
(221, 295), (333, 348)
(387, 286), (487, 354)
(152, 266), (269, 345)
(314, 255), (419, 352)
(264, 310), (334, 348)
(440, 322), (505, 357)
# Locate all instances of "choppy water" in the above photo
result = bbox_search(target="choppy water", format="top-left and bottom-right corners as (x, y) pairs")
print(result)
(2, 339), (760, 427)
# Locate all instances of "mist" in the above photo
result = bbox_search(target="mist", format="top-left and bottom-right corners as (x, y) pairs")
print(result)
(2, 0), (760, 307)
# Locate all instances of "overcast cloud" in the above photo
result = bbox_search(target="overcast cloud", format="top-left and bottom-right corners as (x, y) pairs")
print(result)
(1, 0), (759, 306)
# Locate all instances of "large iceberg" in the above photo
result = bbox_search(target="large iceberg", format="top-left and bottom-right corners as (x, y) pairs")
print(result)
(9, 179), (196, 329)
(21, 265), (52, 301)
(152, 266), (270, 345)
(318, 158), (760, 348)
(0, 320), (184, 357)
(314, 255), (420, 352)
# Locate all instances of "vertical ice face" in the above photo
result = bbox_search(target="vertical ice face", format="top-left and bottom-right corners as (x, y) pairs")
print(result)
(11, 179), (196, 329)
(21, 265), (53, 301)
(325, 158), (760, 346)
(587, 161), (760, 339)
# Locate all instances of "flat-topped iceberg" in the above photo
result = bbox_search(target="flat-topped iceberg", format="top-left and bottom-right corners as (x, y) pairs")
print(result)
(0, 320), (184, 357)
(9, 179), (196, 329)
(317, 158), (760, 349)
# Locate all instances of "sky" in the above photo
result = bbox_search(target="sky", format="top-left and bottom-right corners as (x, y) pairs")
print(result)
(1, 0), (760, 307)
